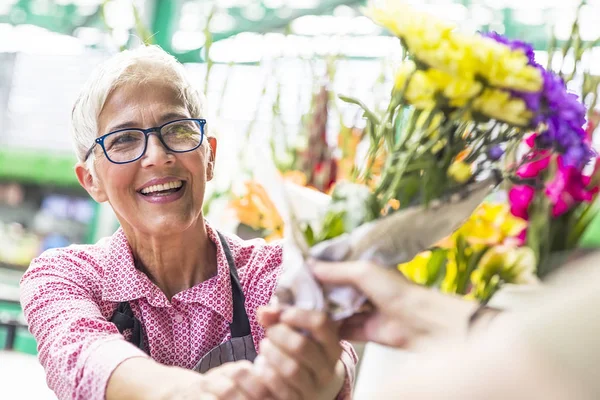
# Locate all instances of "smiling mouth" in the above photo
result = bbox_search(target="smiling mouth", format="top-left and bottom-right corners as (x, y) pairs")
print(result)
(139, 180), (184, 196)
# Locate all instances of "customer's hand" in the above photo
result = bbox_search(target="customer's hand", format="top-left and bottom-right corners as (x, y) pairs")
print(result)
(256, 307), (345, 400)
(313, 260), (478, 349)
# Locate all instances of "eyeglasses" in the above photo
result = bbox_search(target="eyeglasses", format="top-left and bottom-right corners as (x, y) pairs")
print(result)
(85, 118), (207, 164)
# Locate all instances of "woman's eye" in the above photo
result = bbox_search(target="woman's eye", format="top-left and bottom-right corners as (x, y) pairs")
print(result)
(109, 133), (141, 147)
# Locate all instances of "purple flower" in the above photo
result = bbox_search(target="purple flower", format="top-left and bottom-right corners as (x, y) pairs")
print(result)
(487, 146), (504, 161)
(482, 32), (593, 169)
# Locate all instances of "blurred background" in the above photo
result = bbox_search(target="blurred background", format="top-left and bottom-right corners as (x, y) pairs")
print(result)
(1, 0), (600, 397)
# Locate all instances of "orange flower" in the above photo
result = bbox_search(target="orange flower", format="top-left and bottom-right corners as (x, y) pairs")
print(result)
(455, 147), (471, 162)
(283, 170), (308, 187)
(229, 181), (284, 241)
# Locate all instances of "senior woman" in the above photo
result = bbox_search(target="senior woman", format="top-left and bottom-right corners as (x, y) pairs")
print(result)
(19, 45), (356, 400)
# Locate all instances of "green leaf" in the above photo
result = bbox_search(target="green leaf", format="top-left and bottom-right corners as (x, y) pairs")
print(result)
(317, 211), (347, 243)
(303, 224), (316, 247)
(571, 199), (600, 247)
(396, 174), (421, 208)
(426, 249), (448, 286)
(338, 94), (381, 125)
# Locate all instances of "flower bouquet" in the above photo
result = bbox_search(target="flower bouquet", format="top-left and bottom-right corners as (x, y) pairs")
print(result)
(261, 0), (593, 317)
(392, 3), (600, 302)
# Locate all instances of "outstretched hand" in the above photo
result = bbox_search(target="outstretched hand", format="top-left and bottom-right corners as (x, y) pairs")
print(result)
(256, 306), (345, 400)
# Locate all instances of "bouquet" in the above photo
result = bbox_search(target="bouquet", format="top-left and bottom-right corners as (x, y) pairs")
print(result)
(262, 0), (593, 317)
(386, 2), (600, 302)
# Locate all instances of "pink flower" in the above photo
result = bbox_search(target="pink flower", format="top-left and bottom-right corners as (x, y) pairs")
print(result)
(516, 153), (551, 178)
(508, 185), (536, 220)
(516, 133), (552, 179)
(524, 132), (537, 148)
(544, 157), (599, 217)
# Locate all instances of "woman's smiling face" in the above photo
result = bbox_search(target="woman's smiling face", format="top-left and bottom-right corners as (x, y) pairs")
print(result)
(79, 77), (217, 237)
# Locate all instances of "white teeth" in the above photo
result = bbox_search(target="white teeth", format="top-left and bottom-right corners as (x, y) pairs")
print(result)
(140, 180), (183, 195)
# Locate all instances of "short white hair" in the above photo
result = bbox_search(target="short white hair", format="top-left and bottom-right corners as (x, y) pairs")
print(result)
(71, 45), (207, 170)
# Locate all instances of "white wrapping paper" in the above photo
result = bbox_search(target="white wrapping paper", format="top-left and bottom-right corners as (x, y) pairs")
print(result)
(253, 146), (497, 320)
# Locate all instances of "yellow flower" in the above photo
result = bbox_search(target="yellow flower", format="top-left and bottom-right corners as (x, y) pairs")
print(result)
(421, 69), (482, 108)
(405, 70), (438, 109)
(367, 2), (543, 95)
(365, 1), (454, 43)
(416, 108), (444, 137)
(395, 65), (482, 111)
(393, 61), (417, 92)
(469, 35), (543, 93)
(398, 251), (432, 285)
(448, 161), (472, 183)
(458, 203), (527, 247)
(440, 75), (483, 108)
(471, 245), (537, 294)
(431, 138), (447, 154)
(473, 89), (532, 127)
(412, 33), (471, 78)
(441, 256), (458, 293)
(229, 181), (284, 241)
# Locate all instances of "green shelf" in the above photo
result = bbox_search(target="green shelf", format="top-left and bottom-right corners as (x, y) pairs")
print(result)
(0, 299), (38, 355)
(0, 149), (80, 188)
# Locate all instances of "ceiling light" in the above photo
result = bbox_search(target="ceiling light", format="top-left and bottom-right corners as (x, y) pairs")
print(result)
(285, 0), (319, 10)
(242, 4), (266, 21)
(172, 31), (206, 52)
(513, 9), (544, 25)
(103, 0), (135, 30)
(275, 6), (293, 19)
(333, 5), (356, 18)
(0, 0), (18, 13)
(209, 11), (236, 33)
(263, 0), (284, 8)
(470, 5), (494, 26)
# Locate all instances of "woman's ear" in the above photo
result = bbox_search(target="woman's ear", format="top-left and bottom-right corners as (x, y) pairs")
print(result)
(206, 137), (218, 181)
(75, 162), (108, 203)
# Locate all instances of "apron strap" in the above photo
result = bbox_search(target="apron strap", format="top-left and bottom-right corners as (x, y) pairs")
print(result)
(110, 230), (252, 351)
(216, 231), (252, 338)
(110, 301), (146, 353)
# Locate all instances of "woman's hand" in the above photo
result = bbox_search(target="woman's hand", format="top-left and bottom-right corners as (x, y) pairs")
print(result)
(108, 358), (272, 400)
(166, 361), (273, 400)
(195, 361), (273, 400)
(256, 307), (345, 400)
(312, 260), (479, 349)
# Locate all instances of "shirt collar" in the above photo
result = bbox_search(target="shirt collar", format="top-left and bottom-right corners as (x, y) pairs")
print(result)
(100, 223), (234, 322)
(100, 228), (166, 306)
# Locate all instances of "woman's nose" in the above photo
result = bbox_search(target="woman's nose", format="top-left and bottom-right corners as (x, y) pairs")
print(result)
(141, 134), (173, 166)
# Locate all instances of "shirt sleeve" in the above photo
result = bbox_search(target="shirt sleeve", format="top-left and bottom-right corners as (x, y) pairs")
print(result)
(20, 250), (149, 400)
(336, 340), (358, 400)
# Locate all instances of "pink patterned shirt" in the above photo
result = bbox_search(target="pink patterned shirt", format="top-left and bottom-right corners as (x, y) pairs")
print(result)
(20, 222), (356, 400)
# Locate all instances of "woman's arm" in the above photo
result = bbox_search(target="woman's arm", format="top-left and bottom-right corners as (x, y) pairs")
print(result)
(21, 250), (272, 400)
(107, 358), (181, 400)
(107, 358), (271, 400)
(20, 250), (151, 400)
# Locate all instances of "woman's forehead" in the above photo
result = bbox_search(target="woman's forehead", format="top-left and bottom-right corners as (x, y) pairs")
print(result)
(98, 80), (189, 133)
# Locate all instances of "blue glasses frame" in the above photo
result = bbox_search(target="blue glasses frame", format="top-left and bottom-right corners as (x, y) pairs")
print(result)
(84, 118), (207, 164)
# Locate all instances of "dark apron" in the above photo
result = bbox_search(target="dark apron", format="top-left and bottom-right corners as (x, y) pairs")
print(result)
(110, 231), (258, 373)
